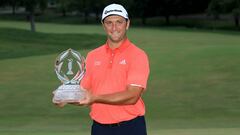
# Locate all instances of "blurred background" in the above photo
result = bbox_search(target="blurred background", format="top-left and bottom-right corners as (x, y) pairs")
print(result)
(0, 0), (240, 135)
(0, 0), (240, 31)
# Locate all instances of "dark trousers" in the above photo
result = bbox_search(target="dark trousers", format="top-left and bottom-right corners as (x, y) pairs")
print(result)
(91, 116), (147, 135)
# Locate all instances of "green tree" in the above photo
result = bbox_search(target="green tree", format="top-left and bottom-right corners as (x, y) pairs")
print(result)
(207, 0), (224, 20)
(227, 0), (240, 27)
(0, 0), (23, 15)
(131, 0), (148, 25)
(130, 0), (210, 25)
(208, 0), (240, 28)
(232, 8), (240, 27)
(158, 0), (210, 25)
(0, 0), (7, 7)
(89, 0), (106, 21)
(24, 0), (37, 32)
(23, 0), (47, 32)
(8, 0), (19, 15)
(56, 0), (73, 17)
(39, 0), (47, 14)
(70, 0), (91, 23)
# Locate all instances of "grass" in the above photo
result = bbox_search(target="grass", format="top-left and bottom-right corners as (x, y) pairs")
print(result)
(0, 20), (240, 135)
(0, 28), (105, 59)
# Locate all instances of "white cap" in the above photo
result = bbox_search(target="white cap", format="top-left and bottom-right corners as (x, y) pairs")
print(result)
(101, 4), (129, 21)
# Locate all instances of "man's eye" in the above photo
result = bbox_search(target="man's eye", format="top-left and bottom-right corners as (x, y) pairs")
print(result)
(105, 22), (112, 25)
(117, 21), (123, 24)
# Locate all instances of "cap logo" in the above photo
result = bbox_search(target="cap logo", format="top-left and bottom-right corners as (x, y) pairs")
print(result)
(104, 9), (122, 14)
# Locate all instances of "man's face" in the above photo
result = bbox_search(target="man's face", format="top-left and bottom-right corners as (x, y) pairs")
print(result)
(102, 15), (130, 43)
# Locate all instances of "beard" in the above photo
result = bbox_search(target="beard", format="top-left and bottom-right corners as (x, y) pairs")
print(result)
(108, 31), (126, 43)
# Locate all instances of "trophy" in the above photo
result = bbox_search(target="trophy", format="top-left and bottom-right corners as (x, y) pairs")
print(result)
(52, 48), (85, 103)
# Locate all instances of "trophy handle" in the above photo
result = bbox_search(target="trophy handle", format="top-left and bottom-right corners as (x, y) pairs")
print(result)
(55, 69), (70, 84)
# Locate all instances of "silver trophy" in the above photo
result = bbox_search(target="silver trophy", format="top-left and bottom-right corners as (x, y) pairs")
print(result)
(52, 48), (85, 103)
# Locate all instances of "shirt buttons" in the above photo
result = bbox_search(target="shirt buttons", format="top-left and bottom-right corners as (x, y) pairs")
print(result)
(110, 61), (112, 63)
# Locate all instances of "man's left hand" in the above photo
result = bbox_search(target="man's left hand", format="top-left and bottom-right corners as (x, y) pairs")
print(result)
(68, 90), (95, 106)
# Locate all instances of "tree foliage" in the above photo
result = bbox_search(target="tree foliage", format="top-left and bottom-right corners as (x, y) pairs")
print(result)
(208, 0), (240, 27)
(22, 0), (47, 32)
(1, 0), (239, 28)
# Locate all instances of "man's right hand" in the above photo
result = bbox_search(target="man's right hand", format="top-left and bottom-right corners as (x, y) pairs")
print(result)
(53, 101), (66, 108)
(52, 91), (66, 108)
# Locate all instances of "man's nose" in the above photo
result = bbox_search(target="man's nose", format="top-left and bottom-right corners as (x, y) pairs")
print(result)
(112, 23), (117, 31)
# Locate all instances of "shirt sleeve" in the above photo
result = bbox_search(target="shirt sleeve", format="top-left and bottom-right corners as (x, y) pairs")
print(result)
(80, 54), (92, 90)
(127, 51), (150, 89)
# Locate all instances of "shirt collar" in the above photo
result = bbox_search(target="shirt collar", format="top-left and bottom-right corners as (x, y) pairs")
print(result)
(105, 38), (130, 53)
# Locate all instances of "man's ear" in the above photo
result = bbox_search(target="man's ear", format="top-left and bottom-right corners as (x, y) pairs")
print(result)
(102, 21), (106, 31)
(101, 21), (104, 27)
(126, 20), (130, 30)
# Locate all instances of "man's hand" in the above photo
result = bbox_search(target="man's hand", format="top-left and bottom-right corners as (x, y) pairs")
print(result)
(52, 90), (66, 108)
(68, 90), (95, 106)
(53, 102), (66, 108)
(68, 85), (144, 106)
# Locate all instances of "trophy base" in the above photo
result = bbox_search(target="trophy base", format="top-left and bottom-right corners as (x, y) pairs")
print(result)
(53, 84), (85, 103)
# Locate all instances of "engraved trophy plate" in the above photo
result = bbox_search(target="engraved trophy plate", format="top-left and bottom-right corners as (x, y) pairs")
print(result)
(53, 48), (85, 103)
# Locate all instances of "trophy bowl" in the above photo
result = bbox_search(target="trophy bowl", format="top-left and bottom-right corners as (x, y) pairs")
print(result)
(53, 85), (85, 103)
(52, 48), (86, 103)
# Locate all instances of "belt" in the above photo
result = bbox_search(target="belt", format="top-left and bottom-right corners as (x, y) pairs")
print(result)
(93, 116), (143, 127)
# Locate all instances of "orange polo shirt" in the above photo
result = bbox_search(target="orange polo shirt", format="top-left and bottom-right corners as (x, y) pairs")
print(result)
(80, 38), (150, 124)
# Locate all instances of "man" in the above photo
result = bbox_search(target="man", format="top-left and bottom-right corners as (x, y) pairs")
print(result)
(55, 3), (150, 135)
